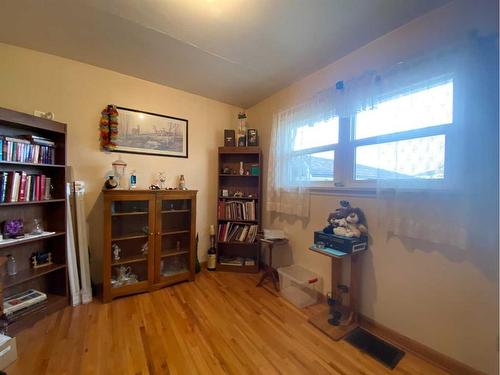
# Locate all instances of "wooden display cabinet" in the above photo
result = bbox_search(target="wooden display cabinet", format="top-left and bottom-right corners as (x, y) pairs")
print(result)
(216, 147), (262, 273)
(102, 189), (197, 302)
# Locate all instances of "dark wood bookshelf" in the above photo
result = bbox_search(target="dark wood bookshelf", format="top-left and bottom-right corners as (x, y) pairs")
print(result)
(216, 147), (262, 273)
(0, 106), (68, 335)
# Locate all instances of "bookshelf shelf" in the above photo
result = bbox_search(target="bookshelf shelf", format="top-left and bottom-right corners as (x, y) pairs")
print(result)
(216, 147), (262, 273)
(3, 263), (66, 289)
(0, 198), (65, 207)
(0, 232), (65, 249)
(0, 160), (65, 168)
(0, 106), (68, 335)
(218, 196), (258, 200)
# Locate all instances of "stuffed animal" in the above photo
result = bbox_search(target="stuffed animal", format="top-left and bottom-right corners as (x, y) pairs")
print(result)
(333, 208), (368, 238)
(323, 200), (351, 234)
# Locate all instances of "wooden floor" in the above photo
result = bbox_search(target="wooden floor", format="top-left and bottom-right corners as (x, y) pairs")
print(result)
(6, 270), (448, 375)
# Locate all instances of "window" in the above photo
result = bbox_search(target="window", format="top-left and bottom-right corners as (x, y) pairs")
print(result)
(291, 79), (454, 187)
(291, 117), (339, 182)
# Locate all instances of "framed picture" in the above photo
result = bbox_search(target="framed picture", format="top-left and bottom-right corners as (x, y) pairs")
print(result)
(247, 129), (258, 146)
(224, 129), (235, 147)
(114, 106), (188, 158)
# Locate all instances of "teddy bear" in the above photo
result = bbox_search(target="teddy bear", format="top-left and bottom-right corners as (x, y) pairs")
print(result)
(333, 207), (368, 238)
(323, 200), (351, 234)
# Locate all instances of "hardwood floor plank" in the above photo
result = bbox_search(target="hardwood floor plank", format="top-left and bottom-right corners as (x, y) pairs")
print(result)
(6, 270), (450, 375)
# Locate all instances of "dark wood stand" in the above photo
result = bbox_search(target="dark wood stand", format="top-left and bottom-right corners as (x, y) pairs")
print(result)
(308, 245), (366, 341)
(256, 238), (288, 291)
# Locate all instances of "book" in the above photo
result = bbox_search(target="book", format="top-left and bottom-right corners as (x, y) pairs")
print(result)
(3, 289), (48, 316)
(10, 172), (20, 202)
(18, 171), (27, 201)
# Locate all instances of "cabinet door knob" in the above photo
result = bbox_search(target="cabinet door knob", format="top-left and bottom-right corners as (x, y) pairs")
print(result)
(150, 232), (154, 236)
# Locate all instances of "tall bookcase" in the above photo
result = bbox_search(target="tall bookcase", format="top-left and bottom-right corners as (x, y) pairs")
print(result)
(217, 147), (262, 273)
(0, 107), (68, 334)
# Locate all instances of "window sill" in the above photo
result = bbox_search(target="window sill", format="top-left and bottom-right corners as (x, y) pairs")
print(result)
(308, 186), (377, 197)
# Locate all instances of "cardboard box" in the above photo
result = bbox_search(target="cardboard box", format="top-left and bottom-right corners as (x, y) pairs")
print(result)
(0, 334), (17, 370)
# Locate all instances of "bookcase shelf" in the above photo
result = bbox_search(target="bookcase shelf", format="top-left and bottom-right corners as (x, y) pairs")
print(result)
(216, 147), (262, 273)
(0, 106), (68, 335)
(3, 263), (66, 289)
(0, 198), (65, 207)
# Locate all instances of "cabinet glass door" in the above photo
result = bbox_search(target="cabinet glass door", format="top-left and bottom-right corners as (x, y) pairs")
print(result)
(109, 199), (153, 291)
(156, 198), (192, 281)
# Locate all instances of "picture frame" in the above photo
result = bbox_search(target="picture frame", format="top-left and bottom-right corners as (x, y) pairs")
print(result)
(224, 129), (235, 147)
(114, 106), (188, 158)
(247, 129), (258, 146)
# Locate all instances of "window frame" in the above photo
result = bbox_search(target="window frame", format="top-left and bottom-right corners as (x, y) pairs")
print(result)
(289, 77), (456, 191)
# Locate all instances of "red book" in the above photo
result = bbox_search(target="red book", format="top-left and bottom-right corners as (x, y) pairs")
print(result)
(35, 175), (41, 201)
(40, 175), (46, 200)
(18, 171), (27, 201)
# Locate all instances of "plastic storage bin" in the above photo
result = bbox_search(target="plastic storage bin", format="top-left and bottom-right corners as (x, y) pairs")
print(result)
(277, 264), (322, 308)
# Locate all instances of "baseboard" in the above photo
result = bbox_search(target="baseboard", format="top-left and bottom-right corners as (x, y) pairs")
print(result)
(358, 314), (483, 375)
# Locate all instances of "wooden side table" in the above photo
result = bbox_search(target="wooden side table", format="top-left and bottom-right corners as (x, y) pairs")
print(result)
(256, 238), (288, 291)
(308, 245), (366, 341)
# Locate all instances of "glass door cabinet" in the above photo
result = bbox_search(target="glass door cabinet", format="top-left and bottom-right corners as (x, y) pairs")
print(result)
(103, 190), (197, 302)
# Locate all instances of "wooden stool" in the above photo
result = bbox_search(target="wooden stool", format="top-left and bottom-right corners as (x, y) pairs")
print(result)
(256, 238), (288, 291)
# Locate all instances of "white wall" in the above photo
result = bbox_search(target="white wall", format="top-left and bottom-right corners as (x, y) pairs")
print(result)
(247, 1), (499, 373)
(0, 42), (242, 283)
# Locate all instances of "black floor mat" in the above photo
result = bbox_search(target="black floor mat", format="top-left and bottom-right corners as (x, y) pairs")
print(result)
(344, 328), (405, 369)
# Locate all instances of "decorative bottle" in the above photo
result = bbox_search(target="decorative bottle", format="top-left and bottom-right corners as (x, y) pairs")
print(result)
(7, 255), (16, 276)
(207, 225), (217, 271)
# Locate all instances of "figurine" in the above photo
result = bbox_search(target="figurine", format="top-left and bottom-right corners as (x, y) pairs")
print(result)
(141, 242), (148, 255)
(104, 175), (118, 190)
(178, 175), (187, 190)
(158, 172), (167, 189)
(112, 244), (121, 260)
(149, 184), (160, 190)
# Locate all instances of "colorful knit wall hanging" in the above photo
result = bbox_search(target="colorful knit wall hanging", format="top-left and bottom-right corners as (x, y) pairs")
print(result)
(99, 104), (119, 150)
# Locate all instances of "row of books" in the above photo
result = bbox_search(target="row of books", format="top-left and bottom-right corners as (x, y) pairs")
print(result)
(0, 171), (52, 203)
(1, 135), (56, 164)
(217, 200), (256, 221)
(218, 222), (259, 243)
(218, 256), (256, 267)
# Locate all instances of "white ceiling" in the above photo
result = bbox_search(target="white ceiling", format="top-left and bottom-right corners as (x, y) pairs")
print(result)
(0, 0), (449, 108)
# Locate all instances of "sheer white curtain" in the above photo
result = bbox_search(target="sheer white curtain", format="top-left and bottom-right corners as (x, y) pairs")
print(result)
(365, 35), (498, 250)
(267, 92), (335, 218)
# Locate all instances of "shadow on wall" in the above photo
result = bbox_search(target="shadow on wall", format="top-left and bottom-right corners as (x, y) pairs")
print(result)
(393, 234), (498, 283)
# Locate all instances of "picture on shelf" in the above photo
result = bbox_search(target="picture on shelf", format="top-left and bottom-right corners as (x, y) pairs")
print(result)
(113, 106), (188, 158)
(224, 129), (236, 147)
(247, 129), (258, 146)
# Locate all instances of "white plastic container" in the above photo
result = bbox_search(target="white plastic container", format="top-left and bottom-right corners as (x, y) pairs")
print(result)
(277, 264), (322, 308)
